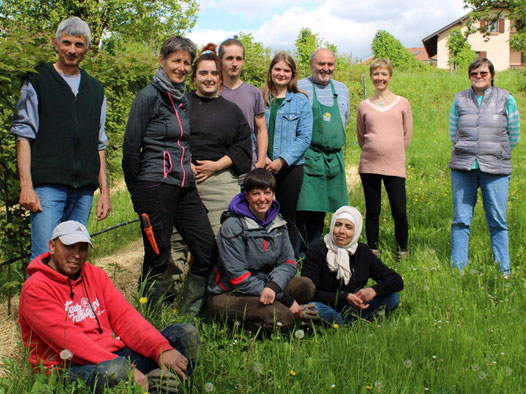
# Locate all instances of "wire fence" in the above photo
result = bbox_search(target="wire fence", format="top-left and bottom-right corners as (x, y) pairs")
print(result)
(0, 218), (139, 268)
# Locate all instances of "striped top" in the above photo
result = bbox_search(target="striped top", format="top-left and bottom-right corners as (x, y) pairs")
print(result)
(449, 94), (520, 169)
(298, 77), (350, 126)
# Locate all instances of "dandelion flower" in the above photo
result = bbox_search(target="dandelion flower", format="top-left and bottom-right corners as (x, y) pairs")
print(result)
(294, 329), (305, 339)
(139, 297), (147, 304)
(404, 360), (412, 368)
(289, 370), (296, 376)
(330, 384), (336, 389)
(366, 386), (372, 390)
(504, 367), (512, 376)
(478, 371), (486, 380)
(333, 324), (339, 329)
(204, 382), (214, 391)
(276, 322), (283, 327)
(472, 364), (479, 371)
(253, 362), (263, 373)
(374, 381), (382, 389)
(423, 285), (430, 292)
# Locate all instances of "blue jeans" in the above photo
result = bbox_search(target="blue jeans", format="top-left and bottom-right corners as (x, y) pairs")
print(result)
(65, 323), (200, 393)
(30, 185), (94, 260)
(450, 169), (510, 274)
(313, 293), (400, 325)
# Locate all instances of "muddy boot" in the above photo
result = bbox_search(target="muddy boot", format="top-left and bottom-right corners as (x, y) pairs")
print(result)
(182, 273), (208, 316)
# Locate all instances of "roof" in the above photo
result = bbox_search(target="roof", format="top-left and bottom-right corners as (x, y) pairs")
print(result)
(361, 47), (435, 65)
(422, 13), (470, 57)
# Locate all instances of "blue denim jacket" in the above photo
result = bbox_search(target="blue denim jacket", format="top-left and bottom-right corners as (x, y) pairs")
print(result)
(265, 91), (313, 166)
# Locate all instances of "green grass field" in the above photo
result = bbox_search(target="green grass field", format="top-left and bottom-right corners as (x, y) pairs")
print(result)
(1, 67), (525, 393)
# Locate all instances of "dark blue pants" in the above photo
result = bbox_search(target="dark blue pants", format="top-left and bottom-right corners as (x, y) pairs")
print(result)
(65, 323), (200, 393)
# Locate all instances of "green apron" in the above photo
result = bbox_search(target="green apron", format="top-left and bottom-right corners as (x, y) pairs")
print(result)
(297, 80), (348, 212)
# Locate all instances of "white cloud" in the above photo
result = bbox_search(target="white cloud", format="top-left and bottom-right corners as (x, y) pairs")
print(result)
(192, 0), (468, 59)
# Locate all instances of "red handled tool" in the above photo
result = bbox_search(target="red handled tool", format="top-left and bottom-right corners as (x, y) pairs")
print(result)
(140, 214), (159, 255)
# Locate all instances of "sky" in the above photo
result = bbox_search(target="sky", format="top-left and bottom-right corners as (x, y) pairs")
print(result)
(187, 0), (469, 60)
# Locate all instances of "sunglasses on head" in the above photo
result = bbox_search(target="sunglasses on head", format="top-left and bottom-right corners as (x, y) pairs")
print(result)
(470, 71), (489, 77)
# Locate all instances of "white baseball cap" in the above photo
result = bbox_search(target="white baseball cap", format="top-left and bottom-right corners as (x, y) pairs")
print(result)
(51, 221), (93, 247)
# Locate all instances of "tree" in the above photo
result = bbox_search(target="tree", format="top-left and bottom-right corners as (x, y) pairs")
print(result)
(447, 28), (477, 72)
(235, 32), (271, 88)
(371, 30), (425, 71)
(0, 0), (199, 48)
(464, 0), (526, 53)
(294, 28), (322, 77)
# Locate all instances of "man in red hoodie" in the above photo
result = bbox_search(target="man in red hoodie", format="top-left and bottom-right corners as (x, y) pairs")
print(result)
(18, 220), (200, 392)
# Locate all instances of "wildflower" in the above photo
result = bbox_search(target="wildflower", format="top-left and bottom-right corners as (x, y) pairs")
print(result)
(294, 329), (305, 339)
(253, 362), (263, 373)
(404, 359), (412, 368)
(471, 364), (479, 371)
(432, 355), (437, 360)
(374, 381), (382, 389)
(478, 371), (486, 380)
(204, 382), (214, 391)
(289, 370), (296, 376)
(276, 322), (283, 327)
(366, 386), (372, 390)
(504, 367), (512, 376)
(139, 297), (147, 304)
(333, 324), (339, 329)
(330, 384), (336, 389)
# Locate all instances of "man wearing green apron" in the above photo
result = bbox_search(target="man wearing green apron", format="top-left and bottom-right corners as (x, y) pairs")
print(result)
(296, 48), (350, 256)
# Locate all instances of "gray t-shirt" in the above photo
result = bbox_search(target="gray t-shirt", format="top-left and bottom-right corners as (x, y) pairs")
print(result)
(220, 82), (265, 164)
(298, 77), (350, 127)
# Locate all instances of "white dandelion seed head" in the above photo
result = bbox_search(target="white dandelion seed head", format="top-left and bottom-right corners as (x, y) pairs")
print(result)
(478, 371), (487, 380)
(204, 382), (214, 391)
(404, 359), (412, 368)
(294, 329), (305, 339)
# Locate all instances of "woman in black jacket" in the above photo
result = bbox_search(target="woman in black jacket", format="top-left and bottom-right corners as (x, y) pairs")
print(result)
(301, 206), (403, 324)
(122, 36), (217, 313)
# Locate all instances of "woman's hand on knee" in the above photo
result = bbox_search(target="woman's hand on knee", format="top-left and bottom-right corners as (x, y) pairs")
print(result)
(259, 287), (276, 305)
(355, 288), (376, 304)
(289, 300), (303, 318)
(347, 293), (368, 310)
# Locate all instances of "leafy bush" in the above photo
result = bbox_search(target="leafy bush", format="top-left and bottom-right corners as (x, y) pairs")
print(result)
(0, 34), (53, 295)
(371, 30), (426, 71)
(447, 28), (477, 72)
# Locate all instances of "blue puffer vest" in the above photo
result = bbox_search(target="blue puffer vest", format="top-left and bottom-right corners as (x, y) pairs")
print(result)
(449, 86), (511, 175)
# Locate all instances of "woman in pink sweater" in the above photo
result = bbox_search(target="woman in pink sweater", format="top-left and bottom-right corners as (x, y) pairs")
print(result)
(356, 58), (412, 260)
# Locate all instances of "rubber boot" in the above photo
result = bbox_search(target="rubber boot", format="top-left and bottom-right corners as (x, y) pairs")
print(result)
(182, 272), (208, 316)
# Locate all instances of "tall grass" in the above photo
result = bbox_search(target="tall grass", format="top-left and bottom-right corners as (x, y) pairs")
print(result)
(1, 68), (525, 392)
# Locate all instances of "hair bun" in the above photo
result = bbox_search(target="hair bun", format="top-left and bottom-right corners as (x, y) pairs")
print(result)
(200, 43), (217, 55)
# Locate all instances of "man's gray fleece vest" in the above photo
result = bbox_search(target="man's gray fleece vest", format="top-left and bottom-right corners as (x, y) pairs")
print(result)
(449, 86), (512, 175)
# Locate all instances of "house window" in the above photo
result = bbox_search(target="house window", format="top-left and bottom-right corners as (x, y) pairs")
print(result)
(487, 20), (498, 33)
(480, 19), (505, 34)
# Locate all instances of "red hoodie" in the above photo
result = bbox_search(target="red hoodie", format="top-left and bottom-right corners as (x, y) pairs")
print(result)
(18, 253), (173, 371)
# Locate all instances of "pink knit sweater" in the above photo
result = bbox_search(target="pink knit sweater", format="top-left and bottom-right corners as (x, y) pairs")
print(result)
(356, 96), (412, 178)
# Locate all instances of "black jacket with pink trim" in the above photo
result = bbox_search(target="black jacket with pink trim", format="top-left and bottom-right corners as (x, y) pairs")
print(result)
(207, 210), (297, 300)
(123, 82), (194, 193)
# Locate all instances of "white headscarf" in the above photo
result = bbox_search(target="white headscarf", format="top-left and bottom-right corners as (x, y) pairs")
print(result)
(323, 206), (363, 285)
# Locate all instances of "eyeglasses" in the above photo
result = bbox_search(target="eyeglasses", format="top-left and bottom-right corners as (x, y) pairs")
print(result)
(470, 71), (489, 78)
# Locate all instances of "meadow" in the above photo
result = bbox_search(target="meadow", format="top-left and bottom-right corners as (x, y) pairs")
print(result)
(1, 67), (525, 393)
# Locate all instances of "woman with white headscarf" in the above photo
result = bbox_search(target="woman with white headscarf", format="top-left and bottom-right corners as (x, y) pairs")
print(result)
(301, 206), (403, 324)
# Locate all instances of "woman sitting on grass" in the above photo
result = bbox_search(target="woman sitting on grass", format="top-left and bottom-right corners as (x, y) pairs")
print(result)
(301, 206), (403, 325)
(207, 168), (316, 334)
